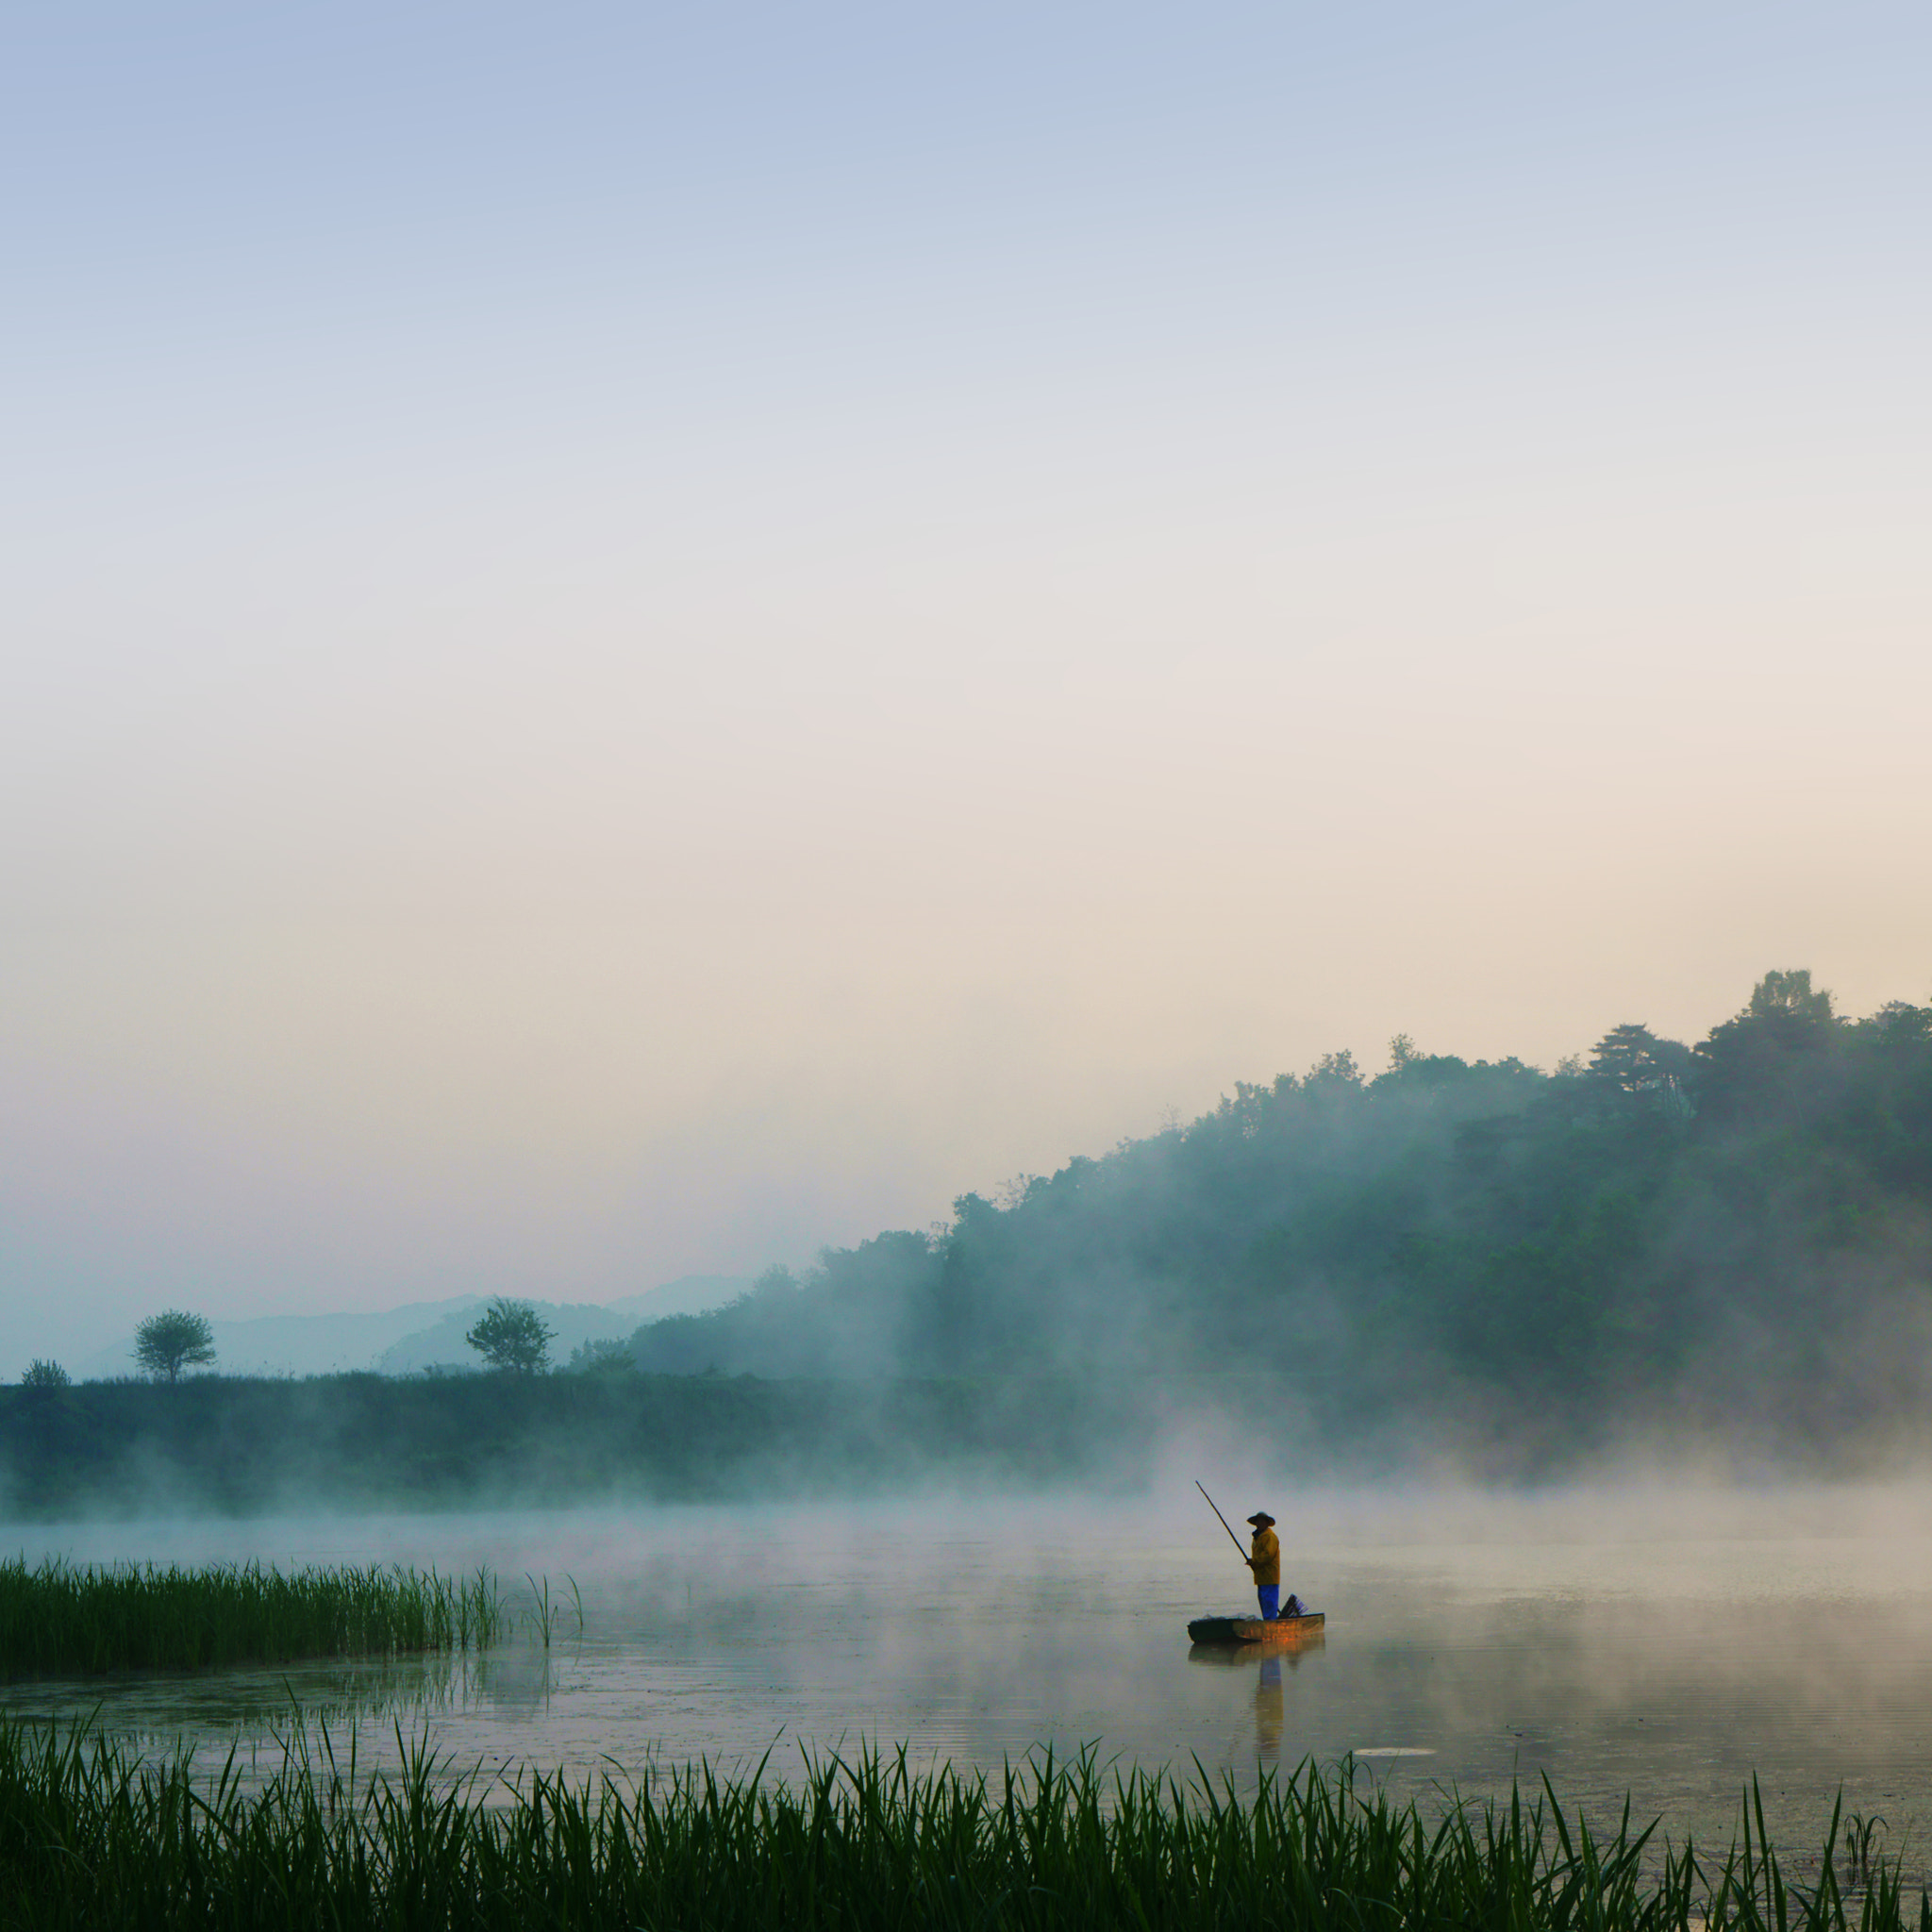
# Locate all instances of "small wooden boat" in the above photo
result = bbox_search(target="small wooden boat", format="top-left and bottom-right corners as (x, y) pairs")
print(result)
(1187, 1611), (1325, 1646)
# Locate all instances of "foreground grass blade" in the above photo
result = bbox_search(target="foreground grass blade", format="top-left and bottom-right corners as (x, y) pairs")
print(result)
(0, 1718), (1924, 1931)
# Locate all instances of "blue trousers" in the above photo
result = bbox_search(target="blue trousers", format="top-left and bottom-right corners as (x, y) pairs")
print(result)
(1257, 1584), (1278, 1620)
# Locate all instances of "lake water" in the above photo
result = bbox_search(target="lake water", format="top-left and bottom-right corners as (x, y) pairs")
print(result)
(6, 1484), (1932, 1882)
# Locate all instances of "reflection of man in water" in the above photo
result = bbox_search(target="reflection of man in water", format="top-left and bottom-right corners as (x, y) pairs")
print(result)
(1245, 1510), (1280, 1619)
(1255, 1654), (1284, 1761)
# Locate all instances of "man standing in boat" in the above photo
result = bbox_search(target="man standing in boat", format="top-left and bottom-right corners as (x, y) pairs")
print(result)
(1245, 1511), (1281, 1620)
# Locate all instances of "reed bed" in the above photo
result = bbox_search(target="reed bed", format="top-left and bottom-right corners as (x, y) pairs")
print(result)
(0, 1557), (503, 1678)
(0, 1718), (1924, 1932)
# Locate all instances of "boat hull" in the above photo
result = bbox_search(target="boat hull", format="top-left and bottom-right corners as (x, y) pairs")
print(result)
(1186, 1611), (1325, 1645)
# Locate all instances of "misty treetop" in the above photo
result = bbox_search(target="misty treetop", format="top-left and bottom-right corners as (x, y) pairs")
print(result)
(466, 1299), (555, 1375)
(568, 1337), (636, 1374)
(628, 972), (1932, 1463)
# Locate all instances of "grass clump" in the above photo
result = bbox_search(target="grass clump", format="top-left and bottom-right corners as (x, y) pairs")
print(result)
(0, 1719), (1924, 1932)
(0, 1558), (502, 1678)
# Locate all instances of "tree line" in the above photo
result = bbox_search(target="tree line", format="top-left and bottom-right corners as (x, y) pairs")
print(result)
(619, 970), (1932, 1466)
(21, 969), (1932, 1472)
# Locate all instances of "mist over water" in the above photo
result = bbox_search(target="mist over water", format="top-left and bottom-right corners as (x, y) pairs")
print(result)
(8, 1484), (1932, 1878)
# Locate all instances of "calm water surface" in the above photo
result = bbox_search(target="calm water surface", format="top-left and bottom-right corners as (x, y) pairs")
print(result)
(6, 1488), (1932, 1878)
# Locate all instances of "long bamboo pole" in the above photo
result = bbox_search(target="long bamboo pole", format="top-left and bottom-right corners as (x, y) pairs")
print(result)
(1195, 1481), (1251, 1565)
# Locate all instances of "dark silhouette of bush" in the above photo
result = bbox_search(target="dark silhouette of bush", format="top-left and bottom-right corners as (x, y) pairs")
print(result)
(466, 1298), (554, 1374)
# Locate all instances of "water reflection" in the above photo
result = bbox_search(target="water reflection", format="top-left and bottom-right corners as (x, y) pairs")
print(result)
(0, 1650), (490, 1738)
(1184, 1635), (1326, 1670)
(471, 1647), (555, 1719)
(1258, 1657), (1282, 1762)
(1187, 1633), (1325, 1764)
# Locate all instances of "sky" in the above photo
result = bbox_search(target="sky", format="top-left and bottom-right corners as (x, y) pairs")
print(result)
(5, 5), (1931, 1373)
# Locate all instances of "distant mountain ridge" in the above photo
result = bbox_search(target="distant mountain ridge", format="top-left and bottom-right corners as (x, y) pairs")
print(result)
(74, 1275), (749, 1381)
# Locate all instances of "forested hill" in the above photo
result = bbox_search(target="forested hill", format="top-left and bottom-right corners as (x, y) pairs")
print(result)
(630, 972), (1932, 1469)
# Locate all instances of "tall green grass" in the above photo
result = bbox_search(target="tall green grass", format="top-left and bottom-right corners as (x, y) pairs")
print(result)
(0, 1557), (503, 1678)
(0, 1718), (1924, 1932)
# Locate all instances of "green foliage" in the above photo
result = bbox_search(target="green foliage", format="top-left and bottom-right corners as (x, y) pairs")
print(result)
(16, 1361), (67, 1391)
(625, 973), (1932, 1466)
(0, 1558), (503, 1678)
(1588, 1024), (1694, 1115)
(566, 1337), (635, 1374)
(465, 1297), (554, 1374)
(133, 1309), (215, 1383)
(0, 1723), (1921, 1932)
(1749, 969), (1836, 1024)
(0, 1371), (1149, 1516)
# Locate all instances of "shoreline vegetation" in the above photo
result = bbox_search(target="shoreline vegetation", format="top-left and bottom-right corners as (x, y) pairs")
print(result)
(0, 1373), (1157, 1518)
(4, 1360), (1931, 1523)
(0, 1558), (503, 1679)
(0, 1722), (1924, 1932)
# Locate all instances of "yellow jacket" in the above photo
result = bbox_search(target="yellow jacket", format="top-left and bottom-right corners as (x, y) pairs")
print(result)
(1247, 1526), (1280, 1586)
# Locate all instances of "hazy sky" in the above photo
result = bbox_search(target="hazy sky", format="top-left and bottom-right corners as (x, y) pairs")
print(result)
(6, 6), (1930, 1372)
